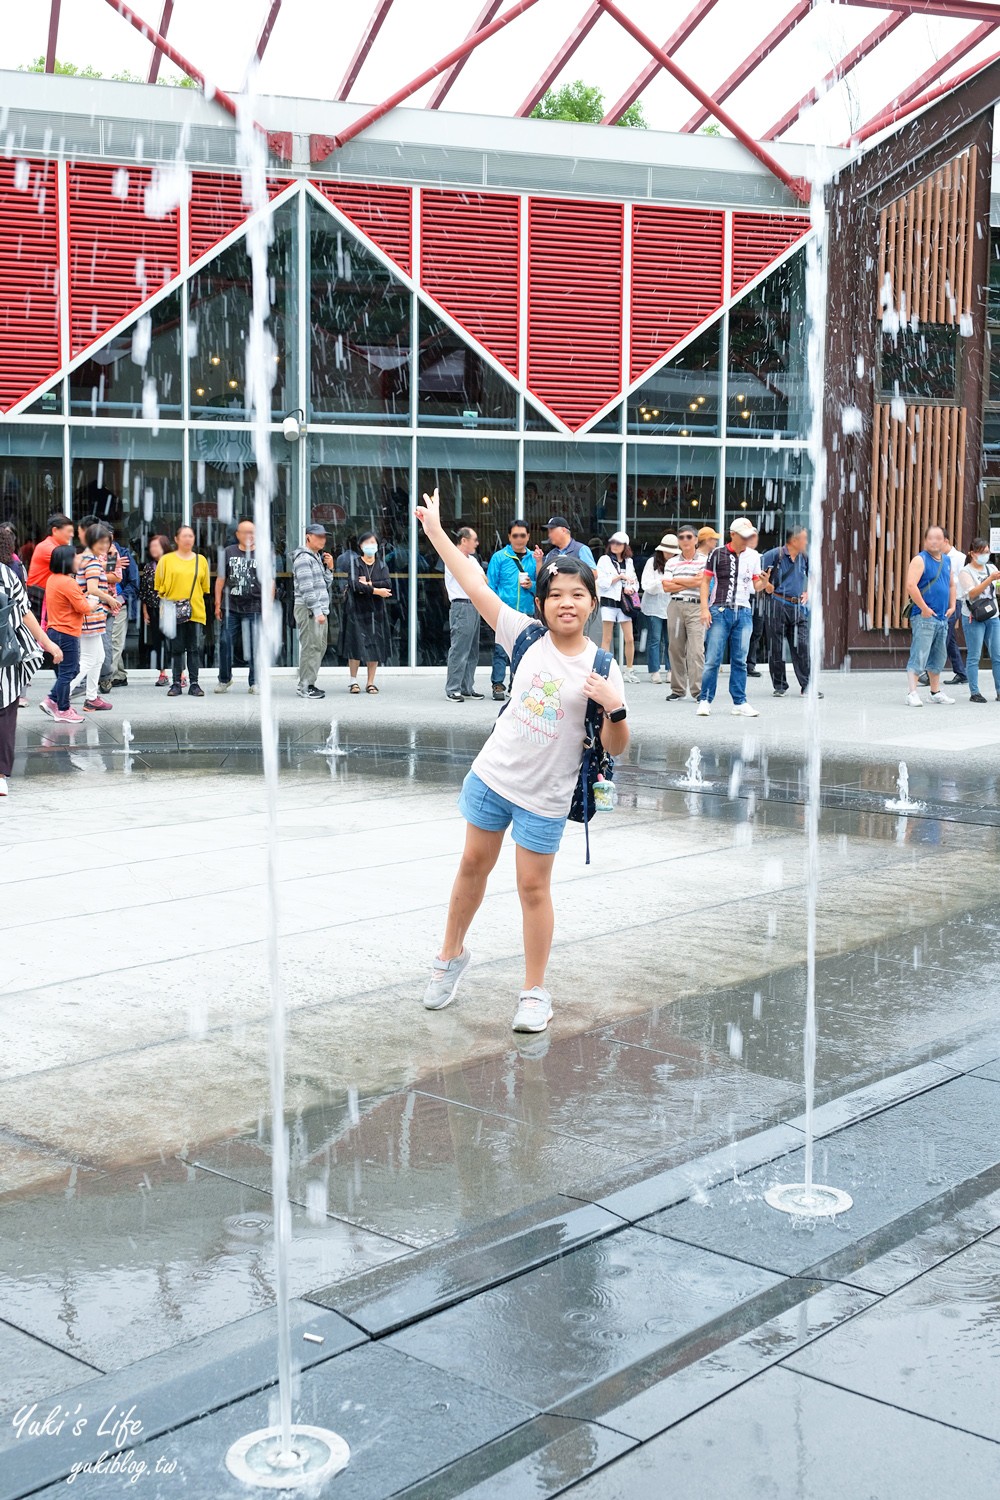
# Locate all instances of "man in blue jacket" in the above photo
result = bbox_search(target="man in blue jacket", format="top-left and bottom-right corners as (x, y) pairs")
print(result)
(486, 518), (537, 700)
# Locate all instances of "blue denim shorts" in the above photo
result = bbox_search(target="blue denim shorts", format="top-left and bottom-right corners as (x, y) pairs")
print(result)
(907, 615), (948, 675)
(458, 771), (566, 854)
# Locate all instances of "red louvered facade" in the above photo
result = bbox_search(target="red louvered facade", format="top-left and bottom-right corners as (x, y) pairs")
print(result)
(316, 182), (413, 276)
(0, 164), (812, 420)
(67, 163), (180, 359)
(731, 211), (811, 295)
(0, 159), (60, 411)
(420, 191), (520, 380)
(527, 199), (624, 432)
(630, 206), (726, 382)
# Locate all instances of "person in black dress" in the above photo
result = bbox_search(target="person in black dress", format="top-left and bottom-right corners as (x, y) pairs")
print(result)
(339, 531), (393, 693)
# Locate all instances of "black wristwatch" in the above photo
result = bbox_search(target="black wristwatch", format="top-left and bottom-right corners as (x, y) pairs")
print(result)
(608, 706), (627, 723)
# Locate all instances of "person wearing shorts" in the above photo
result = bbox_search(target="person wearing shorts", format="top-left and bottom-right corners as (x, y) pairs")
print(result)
(905, 524), (956, 707)
(596, 532), (640, 683)
(414, 488), (629, 1035)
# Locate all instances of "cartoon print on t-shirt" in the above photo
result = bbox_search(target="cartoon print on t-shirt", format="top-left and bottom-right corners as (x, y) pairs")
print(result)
(512, 672), (565, 746)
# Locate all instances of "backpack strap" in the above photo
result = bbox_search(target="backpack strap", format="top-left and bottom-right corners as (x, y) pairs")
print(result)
(497, 622), (547, 716)
(580, 647), (613, 865)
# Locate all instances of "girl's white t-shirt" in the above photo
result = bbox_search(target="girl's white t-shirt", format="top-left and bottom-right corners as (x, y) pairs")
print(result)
(471, 603), (626, 820)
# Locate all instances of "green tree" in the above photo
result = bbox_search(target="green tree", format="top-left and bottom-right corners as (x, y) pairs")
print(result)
(20, 56), (103, 79)
(21, 57), (198, 87)
(700, 123), (722, 138)
(531, 79), (646, 128)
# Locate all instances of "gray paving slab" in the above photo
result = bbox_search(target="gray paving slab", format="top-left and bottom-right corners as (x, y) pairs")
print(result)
(568, 1124), (805, 1223)
(970, 1060), (1000, 1083)
(556, 1278), (879, 1441)
(21, 1342), (536, 1500)
(644, 1075), (1000, 1278)
(0, 1161), (404, 1372)
(784, 1059), (957, 1138)
(411, 1028), (792, 1161)
(785, 1242), (1000, 1442)
(385, 1227), (782, 1410)
(0, 1301), (363, 1500)
(393, 1414), (635, 1500)
(558, 1367), (1000, 1499)
(846, 1182), (1000, 1294)
(307, 1197), (623, 1335)
(0, 1321), (99, 1421)
(192, 1092), (633, 1250)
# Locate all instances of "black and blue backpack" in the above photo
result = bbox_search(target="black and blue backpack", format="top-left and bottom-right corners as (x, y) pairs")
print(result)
(499, 622), (615, 863)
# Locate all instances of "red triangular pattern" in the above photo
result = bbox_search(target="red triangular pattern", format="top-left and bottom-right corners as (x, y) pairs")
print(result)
(630, 206), (725, 382)
(67, 163), (180, 359)
(314, 182), (412, 276)
(420, 191), (519, 379)
(731, 212), (810, 296)
(527, 199), (623, 432)
(0, 157), (60, 412)
(189, 172), (293, 263)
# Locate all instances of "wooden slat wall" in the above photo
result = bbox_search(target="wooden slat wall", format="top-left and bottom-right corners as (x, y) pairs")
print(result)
(867, 146), (975, 630)
(867, 404), (964, 628)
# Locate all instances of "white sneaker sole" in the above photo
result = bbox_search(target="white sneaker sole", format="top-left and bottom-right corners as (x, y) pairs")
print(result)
(512, 1012), (552, 1033)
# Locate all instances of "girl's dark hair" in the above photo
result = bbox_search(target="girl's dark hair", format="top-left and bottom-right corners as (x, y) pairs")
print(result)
(967, 537), (990, 564)
(358, 531), (378, 549)
(605, 537), (633, 561)
(652, 550), (666, 573)
(535, 553), (598, 615)
(84, 521), (112, 549)
(149, 533), (172, 559)
(0, 524), (15, 566)
(49, 544), (77, 576)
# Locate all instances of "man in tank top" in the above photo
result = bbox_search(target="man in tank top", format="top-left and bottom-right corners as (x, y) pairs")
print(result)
(905, 524), (957, 707)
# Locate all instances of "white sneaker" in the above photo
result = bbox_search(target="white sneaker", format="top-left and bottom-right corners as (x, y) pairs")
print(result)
(0, 775), (7, 797)
(214, 681), (231, 693)
(649, 672), (662, 684)
(731, 703), (759, 717)
(623, 669), (639, 684)
(696, 700), (711, 716)
(929, 691), (954, 704)
(422, 948), (472, 1010)
(512, 986), (553, 1033)
(906, 691), (923, 707)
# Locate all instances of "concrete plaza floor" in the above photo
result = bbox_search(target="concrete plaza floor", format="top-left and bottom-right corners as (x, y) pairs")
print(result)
(2, 665), (1000, 1496)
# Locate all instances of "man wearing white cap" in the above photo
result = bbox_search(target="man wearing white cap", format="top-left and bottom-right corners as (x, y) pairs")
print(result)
(596, 532), (640, 683)
(697, 518), (767, 717)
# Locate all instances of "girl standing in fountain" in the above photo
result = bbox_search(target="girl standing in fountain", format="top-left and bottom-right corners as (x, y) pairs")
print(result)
(415, 488), (629, 1034)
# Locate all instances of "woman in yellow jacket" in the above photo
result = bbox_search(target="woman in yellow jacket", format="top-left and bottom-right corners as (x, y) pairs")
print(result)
(154, 524), (211, 697)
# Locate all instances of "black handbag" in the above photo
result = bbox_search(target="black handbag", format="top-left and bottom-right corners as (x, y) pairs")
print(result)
(968, 574), (998, 622)
(174, 557), (202, 626)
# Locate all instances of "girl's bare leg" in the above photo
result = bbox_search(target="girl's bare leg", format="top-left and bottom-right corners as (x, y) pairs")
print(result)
(439, 824), (505, 960)
(366, 660), (377, 687)
(600, 621), (614, 652)
(515, 844), (556, 990)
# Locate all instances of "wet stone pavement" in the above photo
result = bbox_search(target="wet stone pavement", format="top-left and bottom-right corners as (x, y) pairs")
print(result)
(3, 675), (1000, 1495)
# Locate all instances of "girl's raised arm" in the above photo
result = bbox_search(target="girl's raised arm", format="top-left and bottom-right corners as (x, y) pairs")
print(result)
(416, 488), (502, 632)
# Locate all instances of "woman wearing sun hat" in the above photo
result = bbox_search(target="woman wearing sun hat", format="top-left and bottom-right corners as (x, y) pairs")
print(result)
(640, 533), (679, 684)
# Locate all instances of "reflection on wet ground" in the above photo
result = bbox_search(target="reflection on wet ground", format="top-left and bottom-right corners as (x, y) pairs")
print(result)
(4, 712), (1000, 1496)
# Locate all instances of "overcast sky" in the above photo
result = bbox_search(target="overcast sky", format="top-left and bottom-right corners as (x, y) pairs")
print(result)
(1, 0), (994, 146)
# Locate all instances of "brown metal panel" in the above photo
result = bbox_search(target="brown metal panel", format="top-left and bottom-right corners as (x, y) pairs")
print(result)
(867, 401), (884, 625)
(901, 186), (914, 320)
(915, 180), (928, 324)
(930, 166), (945, 322)
(929, 405), (943, 536)
(884, 410), (903, 629)
(943, 156), (959, 324)
(894, 193), (907, 322)
(964, 143), (978, 311)
(895, 408), (916, 626)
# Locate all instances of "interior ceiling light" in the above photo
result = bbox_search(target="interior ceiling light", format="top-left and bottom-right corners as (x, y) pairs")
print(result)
(210, 355), (221, 366)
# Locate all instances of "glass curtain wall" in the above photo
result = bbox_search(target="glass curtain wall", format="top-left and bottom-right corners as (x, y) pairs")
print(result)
(0, 187), (810, 668)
